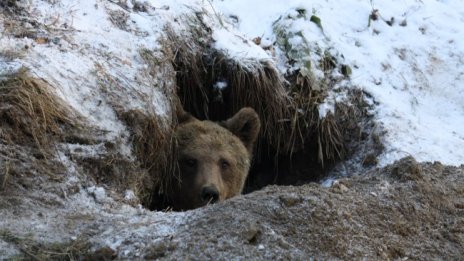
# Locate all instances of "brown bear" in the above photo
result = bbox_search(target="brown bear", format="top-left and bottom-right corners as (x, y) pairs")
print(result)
(169, 107), (261, 210)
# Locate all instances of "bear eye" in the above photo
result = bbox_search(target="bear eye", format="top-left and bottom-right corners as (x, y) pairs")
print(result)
(184, 158), (197, 168)
(220, 159), (230, 170)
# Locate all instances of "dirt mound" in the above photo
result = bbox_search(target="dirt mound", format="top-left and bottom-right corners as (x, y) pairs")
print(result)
(157, 157), (464, 260)
(1, 157), (463, 259)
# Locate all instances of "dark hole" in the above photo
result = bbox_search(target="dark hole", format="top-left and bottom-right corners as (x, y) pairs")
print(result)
(244, 143), (330, 194)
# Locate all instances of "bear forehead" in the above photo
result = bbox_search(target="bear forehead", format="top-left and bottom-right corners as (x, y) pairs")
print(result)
(176, 120), (249, 157)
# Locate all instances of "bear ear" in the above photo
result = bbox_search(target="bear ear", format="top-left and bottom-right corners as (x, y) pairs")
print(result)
(175, 102), (195, 125)
(224, 107), (261, 154)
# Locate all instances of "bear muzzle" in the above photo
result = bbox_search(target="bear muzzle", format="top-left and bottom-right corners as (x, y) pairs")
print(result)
(201, 185), (219, 204)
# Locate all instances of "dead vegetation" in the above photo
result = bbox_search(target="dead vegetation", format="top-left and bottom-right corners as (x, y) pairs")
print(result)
(162, 14), (372, 195)
(107, 9), (129, 31)
(0, 60), (173, 210)
(0, 68), (86, 194)
(1, 3), (44, 41)
(0, 229), (91, 260)
(92, 46), (179, 208)
(285, 72), (346, 165)
(118, 109), (177, 208)
(0, 68), (81, 157)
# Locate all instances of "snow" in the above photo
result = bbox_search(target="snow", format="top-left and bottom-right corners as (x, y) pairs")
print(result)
(211, 0), (464, 166)
(321, 178), (336, 188)
(124, 190), (136, 201)
(0, 0), (461, 191)
(0, 58), (22, 80)
(87, 186), (110, 204)
(318, 99), (335, 119)
(213, 81), (228, 90)
(212, 27), (270, 61)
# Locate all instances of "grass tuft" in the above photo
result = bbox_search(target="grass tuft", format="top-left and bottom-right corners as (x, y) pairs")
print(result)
(0, 68), (82, 157)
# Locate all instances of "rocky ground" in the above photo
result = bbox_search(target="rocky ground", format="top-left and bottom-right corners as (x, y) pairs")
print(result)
(1, 156), (463, 260)
(160, 157), (464, 260)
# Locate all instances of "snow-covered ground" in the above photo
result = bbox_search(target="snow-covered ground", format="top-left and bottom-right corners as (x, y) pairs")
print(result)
(2, 0), (463, 167)
(211, 0), (464, 166)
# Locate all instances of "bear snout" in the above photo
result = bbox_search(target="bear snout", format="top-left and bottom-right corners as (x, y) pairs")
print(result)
(201, 186), (219, 204)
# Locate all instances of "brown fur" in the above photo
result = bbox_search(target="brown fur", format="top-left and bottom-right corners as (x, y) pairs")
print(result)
(170, 107), (260, 210)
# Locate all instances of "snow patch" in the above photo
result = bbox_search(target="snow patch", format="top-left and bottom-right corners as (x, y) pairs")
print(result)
(321, 178), (336, 188)
(87, 186), (111, 204)
(213, 28), (270, 62)
(213, 81), (228, 90)
(0, 58), (22, 80)
(318, 100), (335, 119)
(124, 190), (137, 201)
(212, 0), (464, 166)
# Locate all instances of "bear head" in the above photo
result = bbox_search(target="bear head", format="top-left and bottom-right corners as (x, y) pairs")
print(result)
(170, 107), (261, 210)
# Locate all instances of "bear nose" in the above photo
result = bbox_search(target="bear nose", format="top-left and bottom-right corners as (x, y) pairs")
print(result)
(201, 186), (219, 204)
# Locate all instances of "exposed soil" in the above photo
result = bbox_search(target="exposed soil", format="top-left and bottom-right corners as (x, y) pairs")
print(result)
(156, 157), (464, 260)
(1, 157), (463, 260)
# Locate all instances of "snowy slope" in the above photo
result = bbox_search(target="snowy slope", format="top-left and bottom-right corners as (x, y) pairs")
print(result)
(212, 0), (464, 166)
(0, 0), (294, 257)
(0, 0), (251, 257)
(2, 0), (462, 166)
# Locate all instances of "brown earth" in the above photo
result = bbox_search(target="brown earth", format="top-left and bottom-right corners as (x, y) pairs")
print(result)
(2, 156), (463, 260)
(153, 156), (464, 260)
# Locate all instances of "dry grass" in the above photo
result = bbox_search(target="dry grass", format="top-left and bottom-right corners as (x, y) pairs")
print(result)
(0, 68), (84, 190)
(107, 9), (129, 31)
(0, 68), (81, 157)
(166, 24), (290, 156)
(286, 74), (324, 151)
(1, 2), (41, 40)
(0, 49), (25, 61)
(119, 109), (177, 207)
(317, 114), (344, 166)
(166, 15), (347, 165)
(94, 47), (179, 208)
(0, 229), (91, 260)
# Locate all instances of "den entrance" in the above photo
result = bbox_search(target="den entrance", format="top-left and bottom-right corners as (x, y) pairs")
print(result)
(148, 30), (377, 210)
(173, 53), (357, 196)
